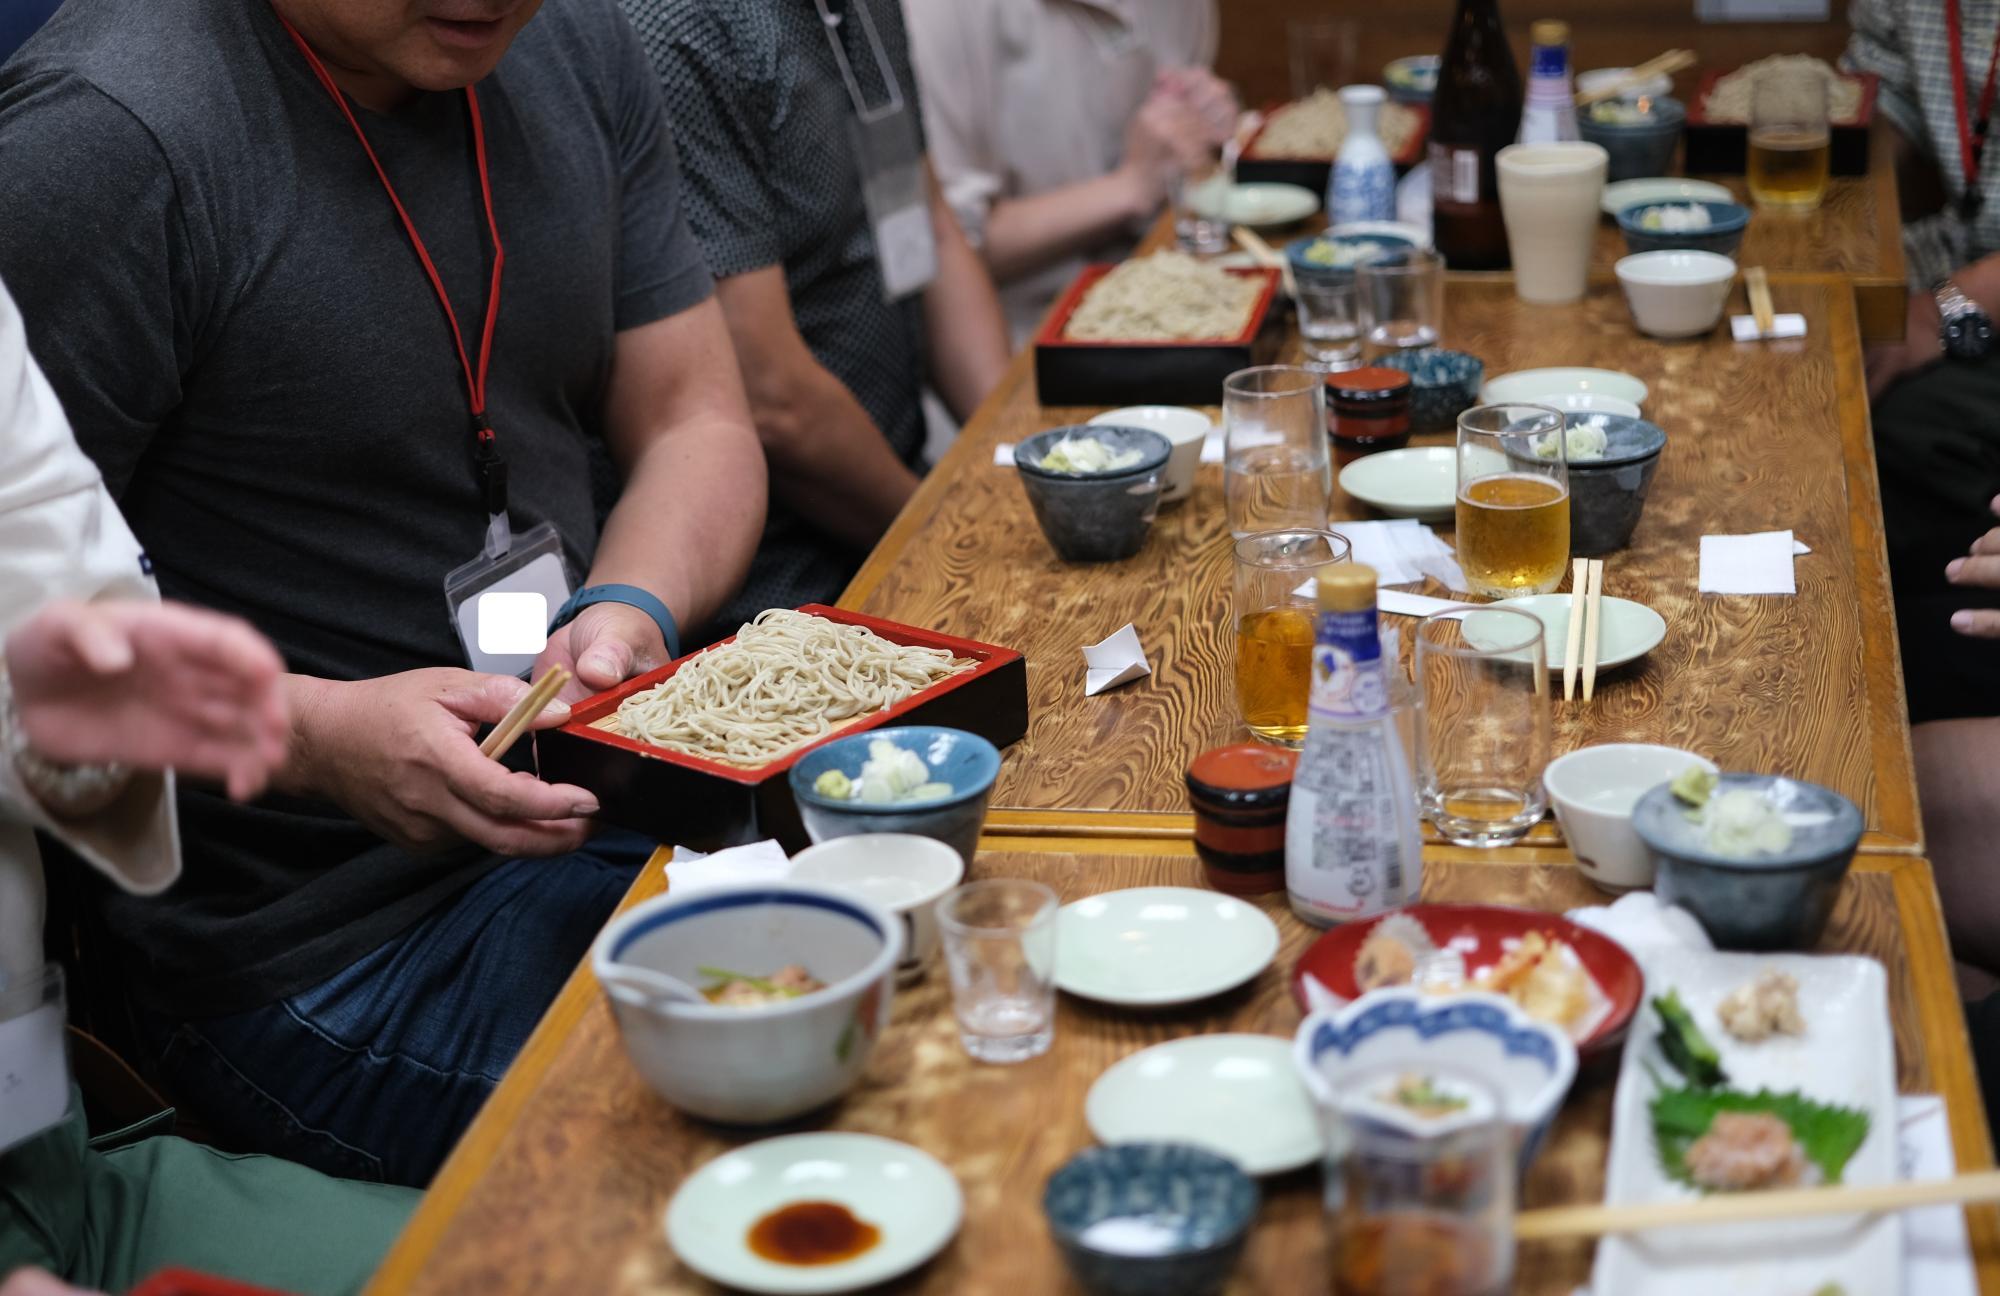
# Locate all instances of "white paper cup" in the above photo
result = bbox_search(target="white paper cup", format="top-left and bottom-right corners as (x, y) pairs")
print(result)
(1543, 744), (1718, 892)
(1496, 143), (1609, 306)
(789, 834), (967, 982)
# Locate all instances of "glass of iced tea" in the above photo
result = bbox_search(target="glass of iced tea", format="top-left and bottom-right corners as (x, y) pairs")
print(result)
(1233, 528), (1354, 746)
(1414, 605), (1551, 846)
(1748, 65), (1830, 211)
(1454, 404), (1569, 598)
(1321, 1064), (1515, 1296)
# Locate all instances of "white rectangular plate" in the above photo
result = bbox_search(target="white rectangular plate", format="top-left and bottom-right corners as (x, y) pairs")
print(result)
(1592, 948), (1900, 1295)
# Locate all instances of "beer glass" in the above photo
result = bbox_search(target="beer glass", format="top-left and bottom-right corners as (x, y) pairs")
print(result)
(1748, 66), (1830, 211)
(1415, 605), (1551, 847)
(1233, 529), (1353, 746)
(1224, 366), (1333, 538)
(1455, 404), (1569, 598)
(1356, 248), (1445, 357)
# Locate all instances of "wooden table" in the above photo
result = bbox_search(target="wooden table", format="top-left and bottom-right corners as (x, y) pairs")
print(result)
(366, 840), (2000, 1294)
(844, 273), (1922, 853)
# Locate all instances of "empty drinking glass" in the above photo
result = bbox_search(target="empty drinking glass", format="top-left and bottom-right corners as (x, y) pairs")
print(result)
(937, 879), (1058, 1063)
(1294, 273), (1363, 369)
(1415, 605), (1551, 847)
(1171, 153), (1233, 255)
(1224, 366), (1332, 539)
(1233, 528), (1353, 746)
(1356, 247), (1446, 358)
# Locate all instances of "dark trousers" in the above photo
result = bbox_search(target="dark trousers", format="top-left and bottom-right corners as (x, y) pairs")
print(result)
(1873, 355), (2000, 723)
(136, 832), (652, 1187)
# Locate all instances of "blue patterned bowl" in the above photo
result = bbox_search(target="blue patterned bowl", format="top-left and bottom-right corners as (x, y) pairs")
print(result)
(1015, 425), (1171, 563)
(1378, 348), (1485, 432)
(1044, 1143), (1258, 1296)
(789, 727), (1001, 864)
(1616, 199), (1751, 256)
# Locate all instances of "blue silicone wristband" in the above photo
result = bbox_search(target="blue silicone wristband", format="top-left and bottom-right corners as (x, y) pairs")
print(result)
(549, 584), (681, 660)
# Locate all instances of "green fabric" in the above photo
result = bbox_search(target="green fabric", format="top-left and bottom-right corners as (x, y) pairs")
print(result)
(1, 1096), (415, 1295)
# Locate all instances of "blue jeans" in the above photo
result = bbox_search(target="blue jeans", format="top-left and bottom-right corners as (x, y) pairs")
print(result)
(137, 832), (651, 1187)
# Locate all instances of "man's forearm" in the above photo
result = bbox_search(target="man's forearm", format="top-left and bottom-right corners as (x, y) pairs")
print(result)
(758, 360), (921, 548)
(924, 176), (1012, 422)
(982, 167), (1155, 284)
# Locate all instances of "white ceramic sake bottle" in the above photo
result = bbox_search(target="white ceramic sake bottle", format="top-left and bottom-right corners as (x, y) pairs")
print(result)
(1328, 85), (1397, 225)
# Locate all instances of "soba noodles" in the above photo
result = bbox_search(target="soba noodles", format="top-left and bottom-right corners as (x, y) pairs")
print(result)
(1063, 251), (1262, 342)
(1248, 88), (1421, 159)
(613, 610), (974, 766)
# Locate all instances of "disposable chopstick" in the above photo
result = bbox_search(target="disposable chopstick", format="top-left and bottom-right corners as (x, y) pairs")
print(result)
(1514, 1170), (2000, 1241)
(1581, 559), (1606, 702)
(1574, 50), (1697, 106)
(1563, 557), (1587, 701)
(1233, 226), (1297, 299)
(479, 665), (571, 761)
(1746, 266), (1777, 339)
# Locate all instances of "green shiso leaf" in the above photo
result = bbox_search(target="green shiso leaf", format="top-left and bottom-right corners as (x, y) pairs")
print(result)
(1649, 1080), (1872, 1190)
(1652, 990), (1729, 1088)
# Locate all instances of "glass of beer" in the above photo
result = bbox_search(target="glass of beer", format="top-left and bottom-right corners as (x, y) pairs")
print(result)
(1748, 65), (1830, 211)
(1233, 528), (1353, 745)
(1455, 404), (1570, 598)
(1224, 366), (1334, 539)
(1415, 605), (1551, 846)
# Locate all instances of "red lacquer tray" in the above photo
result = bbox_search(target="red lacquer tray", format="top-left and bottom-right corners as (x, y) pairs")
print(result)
(1033, 264), (1281, 406)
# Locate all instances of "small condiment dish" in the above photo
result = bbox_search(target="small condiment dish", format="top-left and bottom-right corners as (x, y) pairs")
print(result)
(790, 833), (966, 983)
(1378, 347), (1484, 433)
(1615, 249), (1737, 339)
(789, 726), (1000, 864)
(1043, 1143), (1258, 1296)
(1088, 406), (1212, 504)
(1014, 425), (1171, 562)
(1544, 743), (1718, 892)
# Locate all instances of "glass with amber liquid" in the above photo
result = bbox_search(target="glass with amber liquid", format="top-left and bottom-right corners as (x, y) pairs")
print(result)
(1233, 529), (1353, 745)
(1748, 66), (1830, 211)
(1454, 403), (1569, 598)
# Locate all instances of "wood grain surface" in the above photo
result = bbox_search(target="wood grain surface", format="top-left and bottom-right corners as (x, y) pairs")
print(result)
(844, 274), (1921, 852)
(365, 844), (1995, 1296)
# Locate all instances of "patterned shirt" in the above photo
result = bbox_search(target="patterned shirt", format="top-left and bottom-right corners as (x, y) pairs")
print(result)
(620, 0), (929, 642)
(1848, 0), (2000, 285)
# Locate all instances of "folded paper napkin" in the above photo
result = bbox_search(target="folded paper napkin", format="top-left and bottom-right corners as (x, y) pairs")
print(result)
(993, 443), (1016, 467)
(1698, 529), (1800, 595)
(1083, 623), (1152, 696)
(1285, 519), (1467, 592)
(661, 839), (792, 893)
(1199, 427), (1226, 464)
(1730, 313), (1808, 341)
(1564, 893), (1975, 1296)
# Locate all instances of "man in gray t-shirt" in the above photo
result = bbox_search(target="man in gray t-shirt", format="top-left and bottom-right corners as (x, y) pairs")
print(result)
(0, 0), (766, 1184)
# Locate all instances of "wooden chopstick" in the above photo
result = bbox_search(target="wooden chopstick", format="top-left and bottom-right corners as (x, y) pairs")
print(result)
(1745, 266), (1777, 339)
(479, 665), (571, 761)
(1233, 226), (1298, 299)
(1581, 559), (1606, 702)
(1575, 50), (1697, 107)
(1515, 1170), (2000, 1241)
(1563, 557), (1587, 702)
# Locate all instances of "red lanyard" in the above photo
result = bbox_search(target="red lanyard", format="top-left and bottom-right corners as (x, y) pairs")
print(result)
(1948, 0), (2000, 216)
(273, 11), (510, 512)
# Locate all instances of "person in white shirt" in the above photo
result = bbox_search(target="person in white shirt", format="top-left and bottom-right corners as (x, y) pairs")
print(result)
(0, 277), (416, 1295)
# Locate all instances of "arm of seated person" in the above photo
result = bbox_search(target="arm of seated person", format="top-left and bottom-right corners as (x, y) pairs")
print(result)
(922, 166), (1012, 422)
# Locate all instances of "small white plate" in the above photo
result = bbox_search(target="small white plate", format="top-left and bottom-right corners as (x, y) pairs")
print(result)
(665, 1133), (962, 1294)
(1192, 181), (1321, 228)
(1339, 445), (1457, 519)
(1055, 886), (1279, 1007)
(1086, 1034), (1323, 1176)
(1490, 594), (1667, 670)
(1483, 367), (1650, 409)
(1600, 177), (1733, 216)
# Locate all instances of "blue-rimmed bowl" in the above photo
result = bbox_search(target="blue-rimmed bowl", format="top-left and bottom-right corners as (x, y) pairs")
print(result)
(1503, 412), (1667, 555)
(789, 726), (1000, 863)
(1293, 989), (1578, 1173)
(1015, 426), (1171, 562)
(1285, 230), (1416, 285)
(1633, 773), (1863, 950)
(1378, 348), (1485, 432)
(1616, 198), (1751, 256)
(1044, 1143), (1258, 1296)
(1578, 95), (1687, 182)
(591, 882), (902, 1124)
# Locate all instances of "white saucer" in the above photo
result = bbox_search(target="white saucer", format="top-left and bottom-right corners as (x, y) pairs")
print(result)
(1601, 177), (1733, 217)
(1054, 887), (1279, 1007)
(665, 1133), (962, 1294)
(1339, 445), (1457, 519)
(1491, 594), (1667, 670)
(1191, 180), (1321, 228)
(1483, 367), (1649, 410)
(1085, 1034), (1324, 1176)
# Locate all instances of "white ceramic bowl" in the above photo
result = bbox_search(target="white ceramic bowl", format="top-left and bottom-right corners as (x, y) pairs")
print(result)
(789, 834), (965, 983)
(1544, 743), (1718, 892)
(593, 882), (903, 1125)
(1615, 249), (1736, 340)
(1089, 406), (1213, 504)
(1294, 988), (1578, 1172)
(1529, 390), (1643, 421)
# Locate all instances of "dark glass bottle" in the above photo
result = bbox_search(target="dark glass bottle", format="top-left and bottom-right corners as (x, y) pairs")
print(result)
(1428, 0), (1522, 270)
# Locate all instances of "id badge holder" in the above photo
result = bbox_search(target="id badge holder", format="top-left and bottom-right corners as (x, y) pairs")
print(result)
(852, 108), (936, 302)
(0, 964), (70, 1155)
(443, 518), (573, 678)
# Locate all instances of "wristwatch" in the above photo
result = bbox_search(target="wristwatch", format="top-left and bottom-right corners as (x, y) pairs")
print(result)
(1935, 279), (1995, 361)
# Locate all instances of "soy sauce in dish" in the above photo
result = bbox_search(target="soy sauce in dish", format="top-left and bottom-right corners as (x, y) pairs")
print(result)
(747, 1201), (882, 1266)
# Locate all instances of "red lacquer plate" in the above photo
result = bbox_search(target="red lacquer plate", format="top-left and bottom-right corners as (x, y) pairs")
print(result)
(1290, 903), (1645, 1054)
